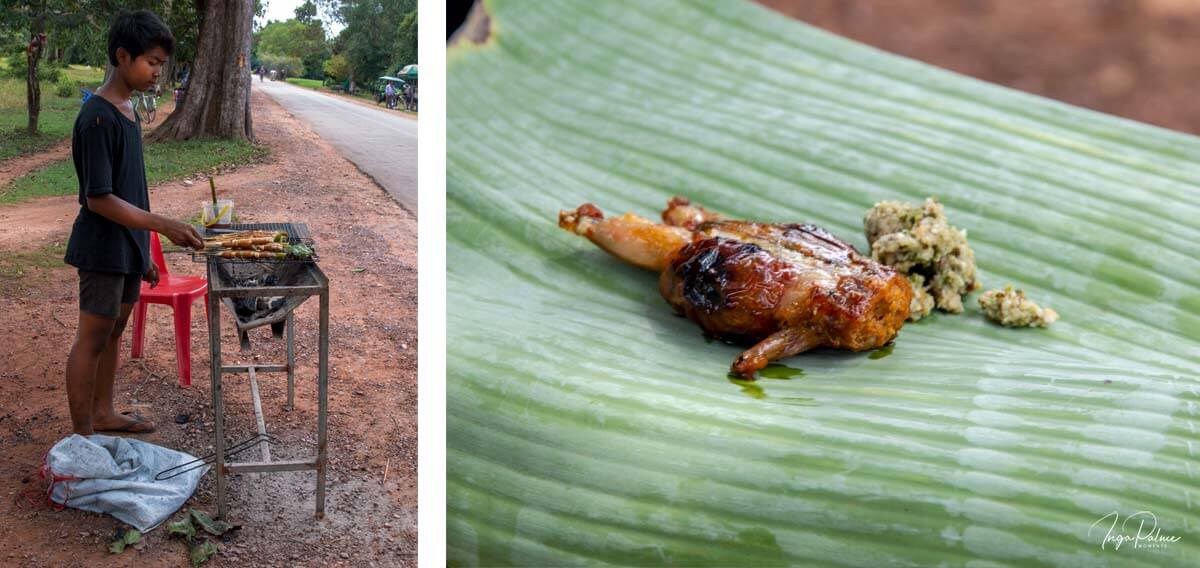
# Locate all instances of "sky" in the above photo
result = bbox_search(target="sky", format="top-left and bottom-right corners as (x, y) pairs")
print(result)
(256, 0), (346, 37)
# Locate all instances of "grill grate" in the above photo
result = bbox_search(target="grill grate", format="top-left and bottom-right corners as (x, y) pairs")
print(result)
(191, 222), (318, 264)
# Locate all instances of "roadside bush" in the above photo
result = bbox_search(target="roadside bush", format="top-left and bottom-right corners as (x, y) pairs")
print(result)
(323, 53), (350, 83)
(54, 80), (74, 98)
(4, 53), (62, 83)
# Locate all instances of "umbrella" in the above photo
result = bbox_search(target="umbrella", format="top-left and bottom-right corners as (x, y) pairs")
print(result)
(399, 64), (417, 80)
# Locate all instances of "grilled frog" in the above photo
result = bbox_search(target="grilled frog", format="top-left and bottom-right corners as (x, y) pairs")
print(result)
(559, 197), (913, 379)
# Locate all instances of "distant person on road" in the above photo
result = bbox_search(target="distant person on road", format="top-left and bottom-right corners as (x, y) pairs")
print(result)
(385, 81), (396, 110)
(174, 64), (190, 105)
(403, 83), (414, 111)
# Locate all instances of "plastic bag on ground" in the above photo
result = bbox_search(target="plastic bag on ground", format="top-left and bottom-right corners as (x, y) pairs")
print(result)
(44, 434), (208, 532)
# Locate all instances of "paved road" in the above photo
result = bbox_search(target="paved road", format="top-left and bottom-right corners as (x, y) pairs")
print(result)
(254, 79), (417, 215)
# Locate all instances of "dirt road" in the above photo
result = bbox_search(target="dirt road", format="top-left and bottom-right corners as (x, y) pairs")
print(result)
(253, 79), (418, 216)
(761, 0), (1200, 136)
(0, 98), (176, 252)
(0, 90), (417, 567)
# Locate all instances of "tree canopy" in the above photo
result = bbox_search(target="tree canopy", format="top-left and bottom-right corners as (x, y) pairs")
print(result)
(255, 18), (327, 79)
(336, 0), (416, 80)
(250, 0), (415, 88)
(285, 0), (415, 87)
(0, 0), (202, 69)
(294, 0), (318, 24)
(0, 0), (265, 136)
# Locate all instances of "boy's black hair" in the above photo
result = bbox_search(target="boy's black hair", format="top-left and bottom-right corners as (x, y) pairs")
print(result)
(107, 9), (174, 67)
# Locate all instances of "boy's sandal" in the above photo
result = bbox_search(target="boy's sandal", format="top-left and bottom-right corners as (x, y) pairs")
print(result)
(96, 411), (157, 434)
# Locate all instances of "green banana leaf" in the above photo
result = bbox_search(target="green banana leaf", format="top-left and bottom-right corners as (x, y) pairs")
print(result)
(447, 1), (1200, 565)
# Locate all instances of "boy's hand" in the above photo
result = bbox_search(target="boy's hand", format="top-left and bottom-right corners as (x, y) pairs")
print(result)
(163, 221), (204, 250)
(144, 261), (159, 288)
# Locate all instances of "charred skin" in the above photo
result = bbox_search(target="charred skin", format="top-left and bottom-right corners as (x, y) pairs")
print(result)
(659, 237), (787, 341)
(660, 221), (912, 378)
(560, 199), (913, 379)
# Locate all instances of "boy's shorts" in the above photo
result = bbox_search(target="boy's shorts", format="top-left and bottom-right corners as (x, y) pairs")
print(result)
(78, 269), (141, 319)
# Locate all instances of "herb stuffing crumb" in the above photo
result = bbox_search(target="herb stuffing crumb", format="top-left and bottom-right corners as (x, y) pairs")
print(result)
(864, 197), (980, 321)
(979, 286), (1059, 327)
(906, 273), (936, 319)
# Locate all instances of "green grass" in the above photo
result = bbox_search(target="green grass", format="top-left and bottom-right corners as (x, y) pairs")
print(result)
(0, 239), (67, 278)
(0, 64), (106, 160)
(285, 77), (324, 89)
(60, 64), (105, 85)
(0, 138), (269, 205)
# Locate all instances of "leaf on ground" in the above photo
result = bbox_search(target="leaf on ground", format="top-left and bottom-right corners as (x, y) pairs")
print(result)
(190, 508), (237, 536)
(108, 527), (141, 554)
(167, 516), (196, 541)
(189, 541), (218, 567)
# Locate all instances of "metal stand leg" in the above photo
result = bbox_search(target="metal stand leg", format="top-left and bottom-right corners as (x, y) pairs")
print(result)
(248, 367), (270, 461)
(286, 312), (295, 411)
(316, 290), (328, 519)
(208, 286), (227, 519)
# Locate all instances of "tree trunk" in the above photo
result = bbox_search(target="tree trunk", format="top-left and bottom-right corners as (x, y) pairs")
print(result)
(26, 3), (46, 135)
(148, 0), (254, 142)
(157, 0), (175, 94)
(160, 57), (176, 93)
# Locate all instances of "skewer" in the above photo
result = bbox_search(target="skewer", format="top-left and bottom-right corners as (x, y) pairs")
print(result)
(204, 231), (287, 244)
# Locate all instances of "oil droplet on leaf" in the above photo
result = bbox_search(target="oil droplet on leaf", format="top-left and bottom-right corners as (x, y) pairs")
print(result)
(758, 363), (805, 379)
(726, 376), (766, 399)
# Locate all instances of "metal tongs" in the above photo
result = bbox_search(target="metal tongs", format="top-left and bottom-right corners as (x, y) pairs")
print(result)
(155, 433), (278, 481)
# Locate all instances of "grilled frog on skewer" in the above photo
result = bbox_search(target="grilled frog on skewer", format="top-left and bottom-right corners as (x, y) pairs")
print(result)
(559, 197), (913, 379)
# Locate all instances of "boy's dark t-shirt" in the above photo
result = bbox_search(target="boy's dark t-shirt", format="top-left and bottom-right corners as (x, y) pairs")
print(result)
(63, 95), (149, 275)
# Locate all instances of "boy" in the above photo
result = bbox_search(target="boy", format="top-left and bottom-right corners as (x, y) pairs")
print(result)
(63, 10), (204, 436)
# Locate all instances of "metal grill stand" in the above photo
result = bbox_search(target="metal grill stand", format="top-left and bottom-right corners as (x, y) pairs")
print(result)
(206, 244), (329, 520)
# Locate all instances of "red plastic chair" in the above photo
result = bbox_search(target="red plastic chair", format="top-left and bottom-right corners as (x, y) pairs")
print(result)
(130, 232), (208, 387)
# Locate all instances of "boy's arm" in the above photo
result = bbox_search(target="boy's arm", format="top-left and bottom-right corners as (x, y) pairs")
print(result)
(86, 194), (204, 250)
